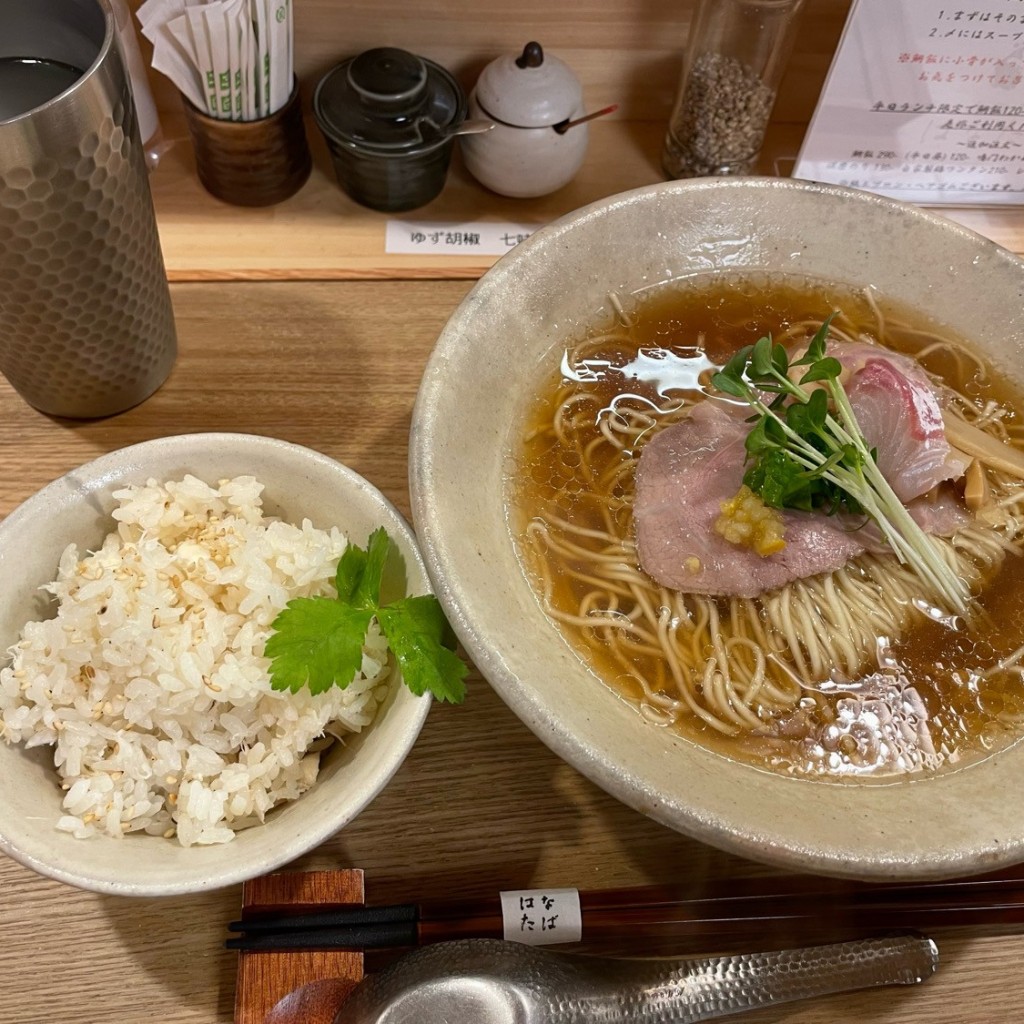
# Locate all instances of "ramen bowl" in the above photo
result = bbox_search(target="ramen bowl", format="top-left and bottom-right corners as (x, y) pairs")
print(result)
(410, 177), (1024, 881)
(0, 433), (432, 895)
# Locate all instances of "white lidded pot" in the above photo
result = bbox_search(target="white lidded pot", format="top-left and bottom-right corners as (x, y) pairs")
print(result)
(462, 42), (588, 198)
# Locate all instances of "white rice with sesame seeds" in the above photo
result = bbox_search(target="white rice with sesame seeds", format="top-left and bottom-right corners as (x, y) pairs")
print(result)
(0, 475), (392, 847)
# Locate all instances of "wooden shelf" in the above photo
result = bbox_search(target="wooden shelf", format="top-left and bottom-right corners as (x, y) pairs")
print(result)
(150, 114), (1024, 282)
(150, 114), (668, 282)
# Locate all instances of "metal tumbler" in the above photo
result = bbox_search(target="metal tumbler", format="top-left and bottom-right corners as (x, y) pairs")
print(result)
(0, 0), (177, 419)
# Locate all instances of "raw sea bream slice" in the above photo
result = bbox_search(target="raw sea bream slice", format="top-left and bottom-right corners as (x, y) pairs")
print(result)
(844, 353), (970, 503)
(634, 343), (971, 598)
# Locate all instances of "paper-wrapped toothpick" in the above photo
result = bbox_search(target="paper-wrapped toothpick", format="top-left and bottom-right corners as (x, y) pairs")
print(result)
(138, 0), (294, 120)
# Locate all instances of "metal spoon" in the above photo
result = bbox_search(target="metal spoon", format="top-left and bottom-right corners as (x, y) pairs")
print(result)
(415, 117), (495, 145)
(333, 933), (938, 1023)
(448, 118), (497, 136)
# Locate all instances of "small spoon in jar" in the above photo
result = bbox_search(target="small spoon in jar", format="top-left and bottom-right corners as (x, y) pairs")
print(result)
(415, 117), (496, 144)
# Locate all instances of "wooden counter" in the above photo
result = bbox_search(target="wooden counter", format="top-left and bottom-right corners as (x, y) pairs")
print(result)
(0, 279), (1020, 1024)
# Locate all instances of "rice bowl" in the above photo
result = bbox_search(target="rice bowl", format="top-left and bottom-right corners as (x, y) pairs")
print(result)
(0, 433), (432, 895)
(2, 475), (392, 846)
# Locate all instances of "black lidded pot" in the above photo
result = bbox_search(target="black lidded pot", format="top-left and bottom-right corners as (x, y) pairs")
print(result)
(313, 47), (467, 212)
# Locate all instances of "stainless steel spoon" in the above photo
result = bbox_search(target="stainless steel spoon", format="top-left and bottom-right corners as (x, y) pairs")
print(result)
(333, 933), (938, 1023)
(448, 118), (497, 136)
(415, 117), (496, 144)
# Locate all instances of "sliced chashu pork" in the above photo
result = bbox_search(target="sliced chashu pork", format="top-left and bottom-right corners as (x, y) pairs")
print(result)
(634, 342), (971, 598)
(635, 403), (871, 597)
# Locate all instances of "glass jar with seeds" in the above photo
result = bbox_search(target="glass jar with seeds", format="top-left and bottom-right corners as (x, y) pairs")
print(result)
(662, 0), (806, 179)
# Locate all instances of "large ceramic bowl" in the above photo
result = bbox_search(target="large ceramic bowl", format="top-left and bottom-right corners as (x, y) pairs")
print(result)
(0, 433), (432, 895)
(410, 177), (1024, 881)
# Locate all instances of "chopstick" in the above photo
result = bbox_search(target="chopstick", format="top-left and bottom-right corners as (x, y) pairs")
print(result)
(226, 865), (1024, 952)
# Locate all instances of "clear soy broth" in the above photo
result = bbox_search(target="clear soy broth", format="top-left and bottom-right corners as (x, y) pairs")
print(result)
(513, 274), (1024, 780)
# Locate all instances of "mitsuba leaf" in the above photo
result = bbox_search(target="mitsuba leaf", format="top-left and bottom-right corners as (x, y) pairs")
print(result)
(334, 528), (390, 608)
(378, 596), (468, 704)
(352, 527), (389, 609)
(267, 598), (375, 695)
(745, 449), (811, 510)
(269, 529), (469, 704)
(334, 540), (368, 603)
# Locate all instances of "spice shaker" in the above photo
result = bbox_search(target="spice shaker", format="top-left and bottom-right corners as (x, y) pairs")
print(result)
(461, 42), (589, 198)
(662, 0), (806, 179)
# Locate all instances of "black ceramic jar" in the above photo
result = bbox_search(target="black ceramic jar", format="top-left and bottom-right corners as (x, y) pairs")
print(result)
(313, 47), (467, 212)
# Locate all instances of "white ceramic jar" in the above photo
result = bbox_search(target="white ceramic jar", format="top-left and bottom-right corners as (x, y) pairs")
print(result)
(461, 42), (588, 199)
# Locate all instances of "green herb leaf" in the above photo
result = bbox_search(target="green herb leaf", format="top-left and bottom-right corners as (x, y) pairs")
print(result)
(792, 313), (835, 366)
(378, 596), (468, 704)
(269, 529), (470, 704)
(764, 415), (787, 445)
(334, 527), (390, 608)
(354, 527), (389, 609)
(750, 335), (775, 376)
(744, 448), (817, 511)
(266, 598), (375, 695)
(799, 357), (843, 385)
(722, 344), (754, 381)
(772, 342), (790, 376)
(744, 417), (772, 455)
(710, 371), (749, 399)
(806, 385), (829, 427)
(334, 540), (368, 603)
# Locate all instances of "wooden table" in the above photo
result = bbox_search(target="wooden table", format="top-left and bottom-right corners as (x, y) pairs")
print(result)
(0, 279), (1018, 1024)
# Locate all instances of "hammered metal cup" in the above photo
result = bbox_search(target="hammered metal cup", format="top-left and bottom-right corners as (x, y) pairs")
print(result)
(0, 0), (177, 420)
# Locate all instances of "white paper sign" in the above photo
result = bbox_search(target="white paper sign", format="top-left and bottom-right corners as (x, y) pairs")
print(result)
(794, 0), (1024, 205)
(499, 888), (583, 946)
(385, 220), (540, 256)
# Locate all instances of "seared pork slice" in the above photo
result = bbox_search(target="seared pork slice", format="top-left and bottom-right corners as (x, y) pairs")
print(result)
(634, 403), (869, 597)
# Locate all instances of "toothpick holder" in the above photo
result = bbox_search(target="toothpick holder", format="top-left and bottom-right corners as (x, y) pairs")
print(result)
(181, 80), (312, 207)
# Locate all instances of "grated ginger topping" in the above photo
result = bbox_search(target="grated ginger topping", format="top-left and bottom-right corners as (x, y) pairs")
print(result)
(714, 485), (786, 557)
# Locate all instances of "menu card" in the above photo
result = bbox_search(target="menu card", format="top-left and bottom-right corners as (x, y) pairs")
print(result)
(793, 0), (1024, 205)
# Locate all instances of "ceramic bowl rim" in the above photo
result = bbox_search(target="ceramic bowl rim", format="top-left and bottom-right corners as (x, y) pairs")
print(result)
(410, 176), (1024, 881)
